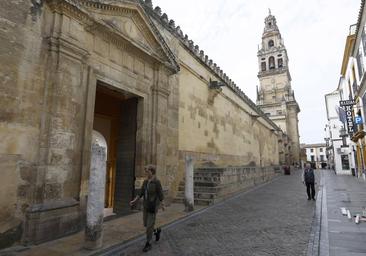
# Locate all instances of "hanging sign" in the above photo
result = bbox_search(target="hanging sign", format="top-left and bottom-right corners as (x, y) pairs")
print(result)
(339, 100), (355, 135)
(355, 116), (363, 124)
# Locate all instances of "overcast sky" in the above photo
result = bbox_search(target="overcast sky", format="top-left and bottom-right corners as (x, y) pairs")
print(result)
(153, 0), (361, 144)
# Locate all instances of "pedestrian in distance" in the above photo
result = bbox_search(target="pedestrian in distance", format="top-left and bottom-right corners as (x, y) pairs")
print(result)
(130, 165), (165, 252)
(302, 162), (316, 200)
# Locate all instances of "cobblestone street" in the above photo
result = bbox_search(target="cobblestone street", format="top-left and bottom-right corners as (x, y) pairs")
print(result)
(119, 170), (318, 256)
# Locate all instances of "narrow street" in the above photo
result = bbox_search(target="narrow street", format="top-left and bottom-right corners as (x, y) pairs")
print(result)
(119, 170), (317, 256)
(1, 1), (365, 255)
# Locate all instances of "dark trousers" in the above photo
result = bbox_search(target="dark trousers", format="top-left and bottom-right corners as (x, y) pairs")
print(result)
(306, 182), (315, 199)
(143, 209), (156, 243)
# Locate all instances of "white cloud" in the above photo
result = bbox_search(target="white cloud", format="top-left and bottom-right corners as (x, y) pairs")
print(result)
(153, 0), (361, 143)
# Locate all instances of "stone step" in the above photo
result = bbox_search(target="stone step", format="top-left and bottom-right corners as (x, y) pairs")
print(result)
(177, 185), (224, 194)
(176, 191), (218, 200)
(173, 197), (213, 206)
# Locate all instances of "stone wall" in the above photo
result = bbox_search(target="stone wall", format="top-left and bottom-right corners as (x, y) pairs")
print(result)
(0, 0), (181, 247)
(175, 165), (279, 206)
(0, 0), (48, 248)
(145, 2), (281, 199)
(0, 0), (281, 248)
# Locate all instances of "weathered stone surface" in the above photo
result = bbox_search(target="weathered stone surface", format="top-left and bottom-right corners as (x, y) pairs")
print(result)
(0, 0), (282, 248)
(84, 131), (107, 250)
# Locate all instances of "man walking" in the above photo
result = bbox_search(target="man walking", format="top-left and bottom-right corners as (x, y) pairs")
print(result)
(302, 163), (316, 200)
(130, 165), (165, 252)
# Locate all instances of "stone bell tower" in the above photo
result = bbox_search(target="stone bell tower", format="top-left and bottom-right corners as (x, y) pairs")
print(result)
(256, 10), (301, 164)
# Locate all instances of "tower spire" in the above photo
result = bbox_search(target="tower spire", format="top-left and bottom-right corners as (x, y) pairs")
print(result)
(268, 8), (271, 15)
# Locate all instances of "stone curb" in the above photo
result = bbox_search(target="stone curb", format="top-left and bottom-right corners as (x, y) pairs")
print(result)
(306, 185), (323, 256)
(307, 170), (329, 256)
(93, 175), (282, 256)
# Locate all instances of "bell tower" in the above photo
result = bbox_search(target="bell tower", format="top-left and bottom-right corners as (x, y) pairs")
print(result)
(256, 10), (301, 164)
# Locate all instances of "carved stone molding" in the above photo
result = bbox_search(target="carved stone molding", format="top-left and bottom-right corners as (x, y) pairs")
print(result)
(46, 0), (179, 73)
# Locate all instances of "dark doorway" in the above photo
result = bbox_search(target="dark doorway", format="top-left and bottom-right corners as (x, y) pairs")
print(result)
(93, 83), (138, 217)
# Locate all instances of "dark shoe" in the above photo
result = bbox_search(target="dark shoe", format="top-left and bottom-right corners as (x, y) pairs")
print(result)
(312, 197), (316, 201)
(307, 198), (311, 200)
(143, 242), (152, 252)
(154, 228), (161, 242)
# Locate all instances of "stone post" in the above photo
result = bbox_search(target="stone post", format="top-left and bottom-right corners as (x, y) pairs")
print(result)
(84, 131), (107, 250)
(184, 156), (194, 212)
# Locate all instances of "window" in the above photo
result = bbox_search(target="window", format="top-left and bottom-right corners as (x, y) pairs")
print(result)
(356, 48), (365, 79)
(362, 27), (366, 55)
(320, 148), (323, 152)
(278, 58), (283, 68)
(320, 155), (324, 162)
(269, 56), (275, 70)
(277, 110), (282, 115)
(268, 40), (274, 48)
(352, 66), (357, 83)
(310, 149), (314, 153)
(341, 155), (350, 170)
(261, 62), (266, 71)
(311, 156), (315, 162)
(265, 113), (271, 116)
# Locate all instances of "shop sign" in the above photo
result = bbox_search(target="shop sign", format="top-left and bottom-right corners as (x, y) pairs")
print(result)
(339, 100), (355, 135)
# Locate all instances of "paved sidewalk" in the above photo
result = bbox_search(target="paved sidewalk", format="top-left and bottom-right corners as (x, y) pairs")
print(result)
(318, 169), (366, 256)
(118, 169), (316, 256)
(0, 204), (204, 256)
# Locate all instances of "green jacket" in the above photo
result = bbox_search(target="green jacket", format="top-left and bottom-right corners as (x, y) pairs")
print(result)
(139, 178), (164, 212)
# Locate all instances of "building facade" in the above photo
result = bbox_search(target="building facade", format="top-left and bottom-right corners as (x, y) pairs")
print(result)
(323, 0), (366, 177)
(256, 11), (301, 165)
(324, 89), (355, 175)
(0, 0), (282, 248)
(301, 144), (327, 169)
(348, 0), (366, 179)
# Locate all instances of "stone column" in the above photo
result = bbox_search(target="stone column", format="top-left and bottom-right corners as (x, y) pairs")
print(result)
(184, 156), (194, 212)
(84, 131), (107, 250)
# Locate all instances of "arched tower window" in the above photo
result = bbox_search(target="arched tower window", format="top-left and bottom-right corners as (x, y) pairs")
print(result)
(268, 40), (274, 48)
(261, 62), (266, 71)
(278, 58), (283, 68)
(269, 56), (275, 70)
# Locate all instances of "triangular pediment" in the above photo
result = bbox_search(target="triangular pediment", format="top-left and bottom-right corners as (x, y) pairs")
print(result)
(65, 0), (179, 73)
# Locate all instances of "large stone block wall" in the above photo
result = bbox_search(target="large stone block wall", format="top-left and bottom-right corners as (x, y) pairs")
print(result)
(0, 0), (49, 247)
(194, 166), (278, 199)
(0, 0), (281, 248)
(152, 15), (280, 198)
(0, 0), (181, 247)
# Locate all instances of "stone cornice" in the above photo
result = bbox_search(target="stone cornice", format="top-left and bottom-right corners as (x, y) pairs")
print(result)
(46, 0), (180, 73)
(257, 67), (289, 78)
(48, 36), (91, 62)
(138, 0), (281, 132)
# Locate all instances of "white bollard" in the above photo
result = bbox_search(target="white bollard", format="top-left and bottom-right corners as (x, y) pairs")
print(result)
(184, 156), (194, 212)
(347, 210), (352, 220)
(85, 131), (107, 250)
(355, 214), (360, 224)
(341, 207), (347, 216)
